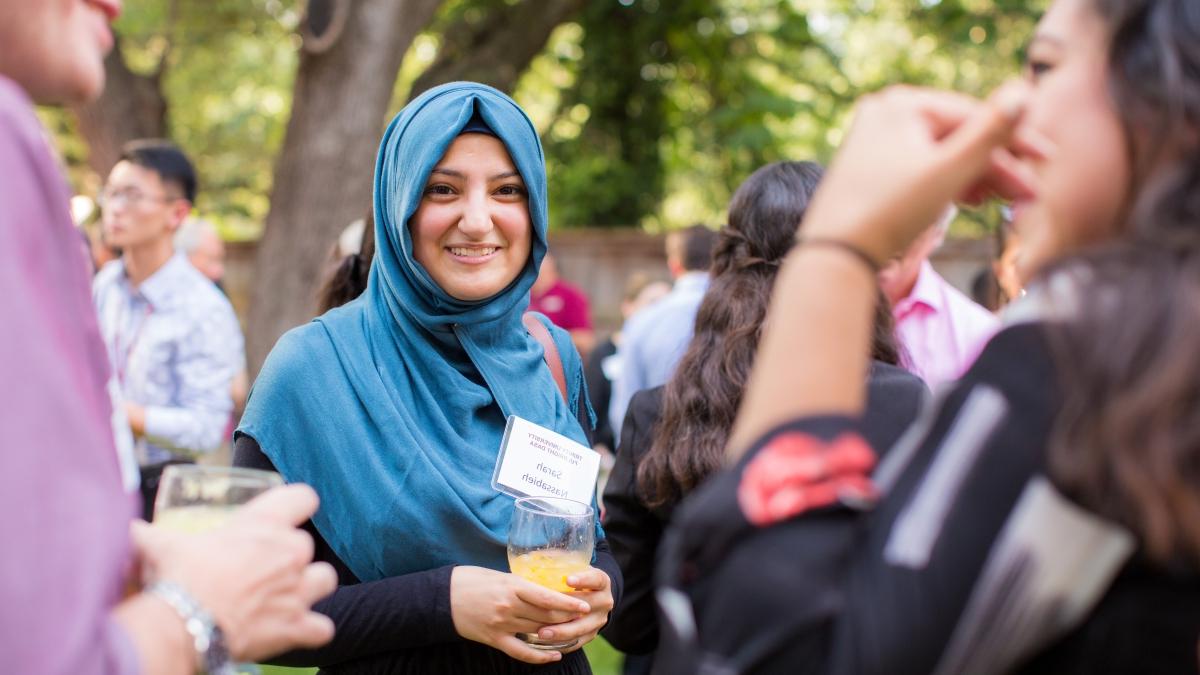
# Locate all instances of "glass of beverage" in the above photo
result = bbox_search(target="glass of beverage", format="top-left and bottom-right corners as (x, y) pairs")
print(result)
(507, 496), (595, 650)
(153, 465), (284, 532)
(152, 465), (284, 675)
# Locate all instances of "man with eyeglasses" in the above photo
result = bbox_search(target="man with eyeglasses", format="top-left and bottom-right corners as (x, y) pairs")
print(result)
(92, 139), (245, 518)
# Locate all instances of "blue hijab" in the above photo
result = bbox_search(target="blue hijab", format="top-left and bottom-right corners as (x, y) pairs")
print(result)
(239, 82), (595, 582)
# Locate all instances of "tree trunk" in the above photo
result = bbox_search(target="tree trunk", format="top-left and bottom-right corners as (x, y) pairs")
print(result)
(408, 0), (586, 99)
(246, 0), (442, 374)
(71, 38), (168, 176)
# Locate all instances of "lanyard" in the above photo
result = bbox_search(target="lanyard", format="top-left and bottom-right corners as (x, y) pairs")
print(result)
(112, 299), (154, 388)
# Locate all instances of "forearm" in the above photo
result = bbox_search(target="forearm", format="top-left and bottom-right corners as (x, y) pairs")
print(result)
(112, 593), (193, 675)
(728, 248), (877, 458)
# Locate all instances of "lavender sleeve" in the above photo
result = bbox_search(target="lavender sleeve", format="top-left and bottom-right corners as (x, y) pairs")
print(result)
(0, 76), (141, 674)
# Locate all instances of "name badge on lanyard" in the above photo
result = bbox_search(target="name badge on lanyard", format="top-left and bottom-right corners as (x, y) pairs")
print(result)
(492, 416), (601, 504)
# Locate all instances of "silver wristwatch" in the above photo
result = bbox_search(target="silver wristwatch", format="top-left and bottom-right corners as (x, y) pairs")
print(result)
(146, 580), (234, 675)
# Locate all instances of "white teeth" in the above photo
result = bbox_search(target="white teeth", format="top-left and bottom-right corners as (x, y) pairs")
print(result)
(449, 247), (496, 257)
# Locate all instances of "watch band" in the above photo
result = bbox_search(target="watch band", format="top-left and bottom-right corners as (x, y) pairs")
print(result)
(146, 580), (234, 675)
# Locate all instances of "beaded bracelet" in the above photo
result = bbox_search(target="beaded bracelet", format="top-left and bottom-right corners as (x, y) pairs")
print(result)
(796, 237), (883, 274)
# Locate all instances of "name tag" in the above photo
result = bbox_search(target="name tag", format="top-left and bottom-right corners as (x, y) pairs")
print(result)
(492, 416), (601, 504)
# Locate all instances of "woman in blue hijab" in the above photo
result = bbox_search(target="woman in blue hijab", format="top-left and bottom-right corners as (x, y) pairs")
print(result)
(234, 82), (621, 674)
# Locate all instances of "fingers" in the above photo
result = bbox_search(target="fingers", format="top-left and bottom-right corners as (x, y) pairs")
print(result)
(957, 146), (1041, 207)
(565, 568), (609, 592)
(513, 606), (582, 627)
(285, 611), (337, 650)
(934, 81), (1030, 198)
(129, 518), (179, 565)
(535, 610), (607, 644)
(513, 579), (590, 615)
(299, 561), (338, 605)
(237, 484), (320, 527)
(494, 635), (564, 665)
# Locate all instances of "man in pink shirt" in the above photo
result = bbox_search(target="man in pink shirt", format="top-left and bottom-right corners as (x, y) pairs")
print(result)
(529, 251), (595, 357)
(878, 209), (999, 389)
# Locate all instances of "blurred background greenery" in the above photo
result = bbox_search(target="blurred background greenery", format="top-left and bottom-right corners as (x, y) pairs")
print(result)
(46, 0), (1044, 371)
(45, 0), (1042, 236)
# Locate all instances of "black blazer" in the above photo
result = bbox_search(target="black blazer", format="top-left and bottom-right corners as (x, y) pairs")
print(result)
(600, 360), (928, 656)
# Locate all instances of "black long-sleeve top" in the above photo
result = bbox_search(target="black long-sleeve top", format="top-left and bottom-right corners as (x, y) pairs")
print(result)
(653, 323), (1200, 675)
(600, 361), (929, 658)
(234, 434), (623, 675)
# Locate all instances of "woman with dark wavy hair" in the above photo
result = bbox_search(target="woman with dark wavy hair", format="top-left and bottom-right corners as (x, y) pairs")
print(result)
(656, 0), (1200, 673)
(315, 212), (376, 314)
(599, 161), (927, 668)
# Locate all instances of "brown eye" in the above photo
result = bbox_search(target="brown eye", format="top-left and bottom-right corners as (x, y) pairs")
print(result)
(1026, 60), (1052, 81)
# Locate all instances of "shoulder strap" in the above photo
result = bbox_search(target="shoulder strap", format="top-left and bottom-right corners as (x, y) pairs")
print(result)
(523, 312), (568, 403)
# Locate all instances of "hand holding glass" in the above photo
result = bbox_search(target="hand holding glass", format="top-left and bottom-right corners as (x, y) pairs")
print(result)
(507, 496), (595, 650)
(152, 465), (287, 675)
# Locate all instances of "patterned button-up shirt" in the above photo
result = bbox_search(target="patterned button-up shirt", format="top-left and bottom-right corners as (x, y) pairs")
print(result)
(93, 253), (244, 464)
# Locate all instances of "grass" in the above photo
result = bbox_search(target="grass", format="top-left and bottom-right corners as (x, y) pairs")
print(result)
(256, 637), (623, 675)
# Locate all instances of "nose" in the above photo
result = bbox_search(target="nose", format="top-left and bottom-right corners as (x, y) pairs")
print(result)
(458, 187), (494, 238)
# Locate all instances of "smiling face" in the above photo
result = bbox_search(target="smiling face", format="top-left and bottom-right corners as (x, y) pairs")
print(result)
(1009, 0), (1130, 281)
(0, 0), (122, 104)
(409, 133), (534, 302)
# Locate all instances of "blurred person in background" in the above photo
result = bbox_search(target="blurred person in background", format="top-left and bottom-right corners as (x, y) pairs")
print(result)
(93, 140), (244, 517)
(970, 265), (1003, 312)
(88, 225), (122, 273)
(175, 216), (250, 428)
(995, 208), (1026, 304)
(877, 206), (999, 388)
(601, 161), (926, 674)
(530, 250), (596, 358)
(608, 223), (718, 439)
(584, 273), (670, 455)
(0, 1), (335, 672)
(174, 217), (226, 290)
(316, 213), (376, 314)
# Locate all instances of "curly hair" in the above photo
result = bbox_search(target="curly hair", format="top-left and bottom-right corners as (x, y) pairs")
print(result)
(636, 161), (900, 508)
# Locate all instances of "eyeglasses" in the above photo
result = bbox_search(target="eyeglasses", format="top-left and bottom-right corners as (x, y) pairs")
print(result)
(97, 187), (177, 209)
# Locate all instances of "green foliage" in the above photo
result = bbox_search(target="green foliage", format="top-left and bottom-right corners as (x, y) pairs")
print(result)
(44, 0), (1043, 238)
(528, 0), (1042, 231)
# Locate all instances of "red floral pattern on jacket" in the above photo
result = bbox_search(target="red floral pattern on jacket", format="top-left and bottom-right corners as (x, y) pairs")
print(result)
(737, 432), (879, 527)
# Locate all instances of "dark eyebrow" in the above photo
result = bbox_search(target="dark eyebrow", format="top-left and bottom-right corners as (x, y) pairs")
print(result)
(427, 168), (523, 182)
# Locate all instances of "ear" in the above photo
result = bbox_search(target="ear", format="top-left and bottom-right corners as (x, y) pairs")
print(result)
(167, 200), (193, 232)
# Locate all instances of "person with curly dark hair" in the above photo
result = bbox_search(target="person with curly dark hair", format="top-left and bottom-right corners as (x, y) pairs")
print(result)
(600, 161), (926, 671)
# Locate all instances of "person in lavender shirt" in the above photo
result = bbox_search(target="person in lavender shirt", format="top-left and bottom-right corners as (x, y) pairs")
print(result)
(0, 1), (336, 673)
